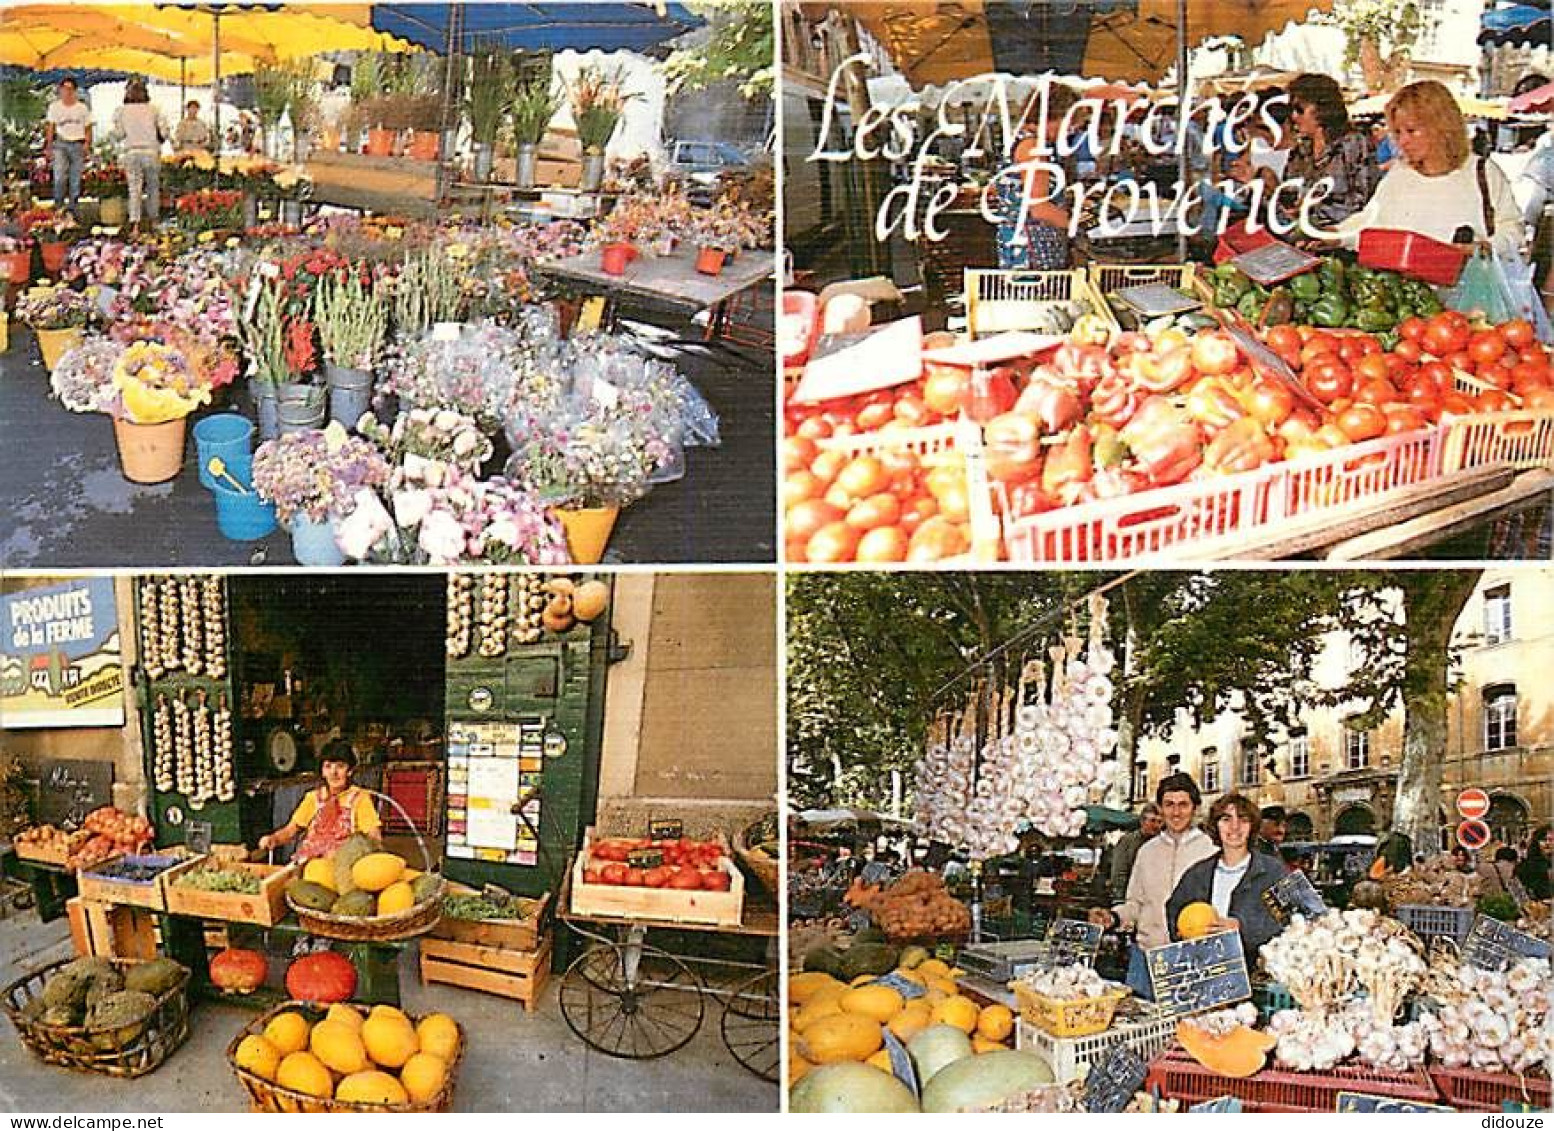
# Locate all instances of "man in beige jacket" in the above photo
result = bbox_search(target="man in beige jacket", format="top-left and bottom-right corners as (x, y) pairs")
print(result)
(1090, 772), (1217, 999)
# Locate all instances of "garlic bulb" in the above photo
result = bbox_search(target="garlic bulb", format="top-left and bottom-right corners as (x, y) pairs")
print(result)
(511, 573), (546, 644)
(179, 576), (204, 676)
(1014, 963), (1115, 1000)
(1268, 1009), (1356, 1072)
(201, 575), (226, 679)
(1190, 1003), (1260, 1036)
(476, 574), (509, 658)
(1418, 958), (1551, 1075)
(152, 696), (174, 792)
(1258, 909), (1421, 1019)
(157, 576), (180, 675)
(446, 573), (474, 658)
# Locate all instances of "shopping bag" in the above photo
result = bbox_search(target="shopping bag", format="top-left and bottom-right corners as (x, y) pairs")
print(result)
(1441, 248), (1553, 342)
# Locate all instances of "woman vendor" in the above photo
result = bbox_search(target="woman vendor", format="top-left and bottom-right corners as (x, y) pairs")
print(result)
(1343, 80), (1524, 257)
(258, 739), (380, 861)
(1165, 792), (1287, 965)
(995, 83), (1079, 270)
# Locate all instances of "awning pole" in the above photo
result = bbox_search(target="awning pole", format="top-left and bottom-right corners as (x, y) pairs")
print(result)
(213, 10), (222, 167)
(1176, 0), (1188, 264)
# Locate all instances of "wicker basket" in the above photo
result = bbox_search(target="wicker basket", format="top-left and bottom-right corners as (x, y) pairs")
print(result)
(736, 813), (780, 898)
(1010, 981), (1131, 1038)
(2, 957), (191, 1079)
(286, 874), (446, 942)
(227, 1000), (465, 1113)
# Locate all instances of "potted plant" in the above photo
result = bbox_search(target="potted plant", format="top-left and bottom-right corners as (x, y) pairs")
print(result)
(252, 423), (390, 566)
(509, 76), (561, 188)
(0, 232), (33, 285)
(402, 92), (443, 162)
(109, 338), (214, 483)
(347, 52), (383, 153)
(15, 284), (94, 370)
(467, 47), (514, 183)
(19, 208), (78, 274)
(568, 65), (637, 191)
(313, 270), (388, 428)
(238, 280), (323, 438)
(173, 188), (245, 234)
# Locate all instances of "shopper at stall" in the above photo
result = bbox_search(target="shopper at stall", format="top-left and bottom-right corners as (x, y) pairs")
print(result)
(1516, 824), (1552, 901)
(1255, 805), (1287, 857)
(1282, 73), (1381, 234)
(1344, 81), (1524, 258)
(1089, 773), (1216, 999)
(173, 100), (213, 152)
(1479, 845), (1531, 909)
(1107, 803), (1163, 901)
(44, 77), (93, 217)
(1165, 793), (1288, 965)
(113, 79), (168, 229)
(1450, 845), (1474, 874)
(995, 82), (1078, 270)
(257, 740), (381, 862)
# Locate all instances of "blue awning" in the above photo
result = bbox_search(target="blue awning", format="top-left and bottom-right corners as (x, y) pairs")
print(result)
(1, 64), (134, 88)
(370, 3), (703, 54)
(1479, 2), (1552, 45)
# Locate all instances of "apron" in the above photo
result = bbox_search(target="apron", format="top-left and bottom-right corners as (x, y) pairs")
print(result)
(293, 785), (364, 862)
(995, 172), (1068, 270)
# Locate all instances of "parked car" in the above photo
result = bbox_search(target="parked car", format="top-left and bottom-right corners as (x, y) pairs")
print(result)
(664, 139), (756, 206)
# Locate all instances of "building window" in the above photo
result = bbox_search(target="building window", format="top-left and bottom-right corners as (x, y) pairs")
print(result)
(1202, 748), (1220, 793)
(1241, 745), (1260, 786)
(1345, 725), (1370, 770)
(1288, 733), (1310, 779)
(1484, 684), (1517, 752)
(1483, 584), (1512, 645)
(1133, 762), (1148, 802)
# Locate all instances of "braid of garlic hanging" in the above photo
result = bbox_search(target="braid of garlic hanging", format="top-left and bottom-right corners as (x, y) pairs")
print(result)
(513, 573), (546, 644)
(171, 692), (195, 799)
(446, 573), (474, 658)
(213, 693), (235, 803)
(140, 579), (165, 681)
(201, 576), (226, 679)
(180, 576), (204, 676)
(157, 576), (180, 675)
(152, 695), (174, 792)
(191, 691), (214, 805)
(476, 573), (509, 658)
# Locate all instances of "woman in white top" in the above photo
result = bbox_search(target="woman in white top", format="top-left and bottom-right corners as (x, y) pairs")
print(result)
(1346, 80), (1523, 258)
(113, 79), (168, 227)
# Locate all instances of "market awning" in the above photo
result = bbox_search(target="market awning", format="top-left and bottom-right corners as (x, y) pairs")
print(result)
(369, 2), (703, 53)
(1509, 79), (1554, 114)
(1083, 804), (1140, 832)
(794, 808), (909, 830)
(1478, 1), (1552, 46)
(1349, 90), (1510, 120)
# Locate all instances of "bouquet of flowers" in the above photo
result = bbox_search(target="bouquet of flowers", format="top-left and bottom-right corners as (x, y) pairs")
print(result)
(108, 319), (239, 393)
(111, 339), (211, 423)
(688, 199), (771, 253)
(0, 233), (35, 254)
(131, 246), (248, 340)
(16, 208), (77, 240)
(593, 187), (695, 252)
(376, 320), (532, 431)
(81, 165), (127, 198)
(174, 188), (245, 232)
(15, 286), (95, 329)
(252, 424), (390, 525)
(568, 64), (637, 154)
(357, 406), (493, 475)
(61, 238), (153, 289)
(49, 335), (125, 413)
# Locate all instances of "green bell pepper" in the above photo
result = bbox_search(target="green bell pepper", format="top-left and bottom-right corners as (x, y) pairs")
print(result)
(1237, 290), (1265, 320)
(1289, 272), (1321, 303)
(1354, 308), (1394, 332)
(1310, 294), (1349, 327)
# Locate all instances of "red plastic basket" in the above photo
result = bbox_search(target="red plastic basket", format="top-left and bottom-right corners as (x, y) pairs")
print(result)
(1428, 1066), (1551, 1112)
(1144, 1047), (1441, 1112)
(781, 290), (820, 371)
(1213, 221), (1278, 265)
(1358, 228), (1469, 286)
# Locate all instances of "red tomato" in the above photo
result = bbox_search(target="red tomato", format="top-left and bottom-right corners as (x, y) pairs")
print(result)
(1266, 325), (1303, 364)
(1521, 387), (1554, 412)
(809, 449), (846, 485)
(806, 521), (861, 563)
(1353, 354), (1391, 385)
(787, 499), (842, 542)
(1244, 380), (1295, 427)
(668, 869), (702, 891)
(922, 366), (969, 416)
(836, 455), (888, 497)
(1301, 332), (1340, 363)
(1384, 405), (1430, 433)
(1353, 379), (1399, 407)
(1305, 358), (1353, 403)
(1191, 331), (1240, 376)
(795, 415), (833, 440)
(1510, 361), (1550, 390)
(1446, 351), (1476, 374)
(783, 435), (817, 470)
(1336, 403), (1387, 442)
(1476, 390), (1517, 414)
(854, 402), (894, 431)
(601, 864), (629, 885)
(784, 471), (822, 508)
(845, 492), (902, 531)
(1476, 362), (1513, 390)
(1439, 391), (1475, 416)
(701, 870), (732, 892)
(855, 525), (909, 563)
(1468, 330), (1508, 367)
(1405, 381), (1442, 415)
(1393, 339), (1424, 363)
(1417, 360), (1453, 389)
(906, 518), (969, 562)
(1500, 318), (1536, 350)
(583, 868), (602, 884)
(1398, 316), (1428, 342)
(1337, 338), (1366, 365)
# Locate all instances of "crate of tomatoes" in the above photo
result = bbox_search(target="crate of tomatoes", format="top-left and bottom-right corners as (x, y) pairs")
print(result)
(569, 828), (744, 927)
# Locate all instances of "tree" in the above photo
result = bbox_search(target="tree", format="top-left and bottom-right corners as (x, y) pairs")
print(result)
(661, 0), (773, 99)
(1316, 0), (1437, 90)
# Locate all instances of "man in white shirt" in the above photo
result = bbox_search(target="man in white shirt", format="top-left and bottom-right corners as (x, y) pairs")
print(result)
(44, 77), (93, 216)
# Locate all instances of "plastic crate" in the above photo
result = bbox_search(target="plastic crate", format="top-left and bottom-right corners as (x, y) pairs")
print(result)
(1428, 1066), (1551, 1112)
(964, 269), (1109, 338)
(1440, 412), (1554, 473)
(1000, 427), (1443, 563)
(1016, 1010), (1177, 1083)
(1358, 228), (1469, 287)
(1253, 980), (1296, 1019)
(1144, 1047), (1440, 1112)
(1088, 263), (1197, 300)
(1395, 904), (1474, 946)
(1011, 982), (1131, 1038)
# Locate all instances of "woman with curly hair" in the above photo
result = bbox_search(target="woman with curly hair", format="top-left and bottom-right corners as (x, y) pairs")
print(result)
(1282, 73), (1382, 234)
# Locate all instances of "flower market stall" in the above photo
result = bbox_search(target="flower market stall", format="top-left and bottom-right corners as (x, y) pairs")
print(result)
(0, 570), (779, 1111)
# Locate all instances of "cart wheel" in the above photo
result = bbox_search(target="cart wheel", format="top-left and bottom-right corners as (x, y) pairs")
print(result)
(559, 942), (706, 1059)
(720, 968), (779, 1082)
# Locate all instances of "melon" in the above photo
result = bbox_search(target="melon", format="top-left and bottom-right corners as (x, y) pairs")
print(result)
(919, 1049), (1055, 1113)
(331, 833), (378, 894)
(789, 1062), (919, 1113)
(1176, 901), (1218, 940)
(898, 945), (931, 970)
(262, 1011), (311, 1056)
(907, 1024), (975, 1085)
(326, 1003), (364, 1031)
(335, 1070), (409, 1106)
(351, 852), (406, 893)
(887, 999), (934, 1043)
(309, 1018), (368, 1075)
(976, 1004), (1014, 1042)
(793, 994), (845, 1032)
(932, 994), (980, 1034)
(972, 1035), (1008, 1053)
(361, 1010), (418, 1069)
(800, 1012), (883, 1064)
(1176, 1020), (1277, 1078)
(234, 1034), (281, 1082)
(789, 972), (845, 1005)
(376, 881), (415, 917)
(840, 983), (903, 1023)
(415, 1013), (460, 1062)
(400, 1052), (448, 1104)
(275, 1051), (333, 1099)
(301, 857), (337, 892)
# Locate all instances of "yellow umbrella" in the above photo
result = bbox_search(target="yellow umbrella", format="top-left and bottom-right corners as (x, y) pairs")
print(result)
(1350, 90), (1510, 120)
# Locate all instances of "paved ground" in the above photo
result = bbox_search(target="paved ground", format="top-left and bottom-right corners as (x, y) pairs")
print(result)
(0, 912), (778, 1113)
(0, 323), (775, 569)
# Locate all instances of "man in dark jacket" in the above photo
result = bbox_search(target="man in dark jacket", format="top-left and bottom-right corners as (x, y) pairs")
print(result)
(1108, 803), (1163, 901)
(1165, 792), (1288, 966)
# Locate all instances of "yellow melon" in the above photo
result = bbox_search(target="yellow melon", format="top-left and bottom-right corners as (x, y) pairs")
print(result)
(263, 1011), (312, 1056)
(839, 983), (904, 1024)
(972, 1035), (1009, 1053)
(926, 975), (961, 997)
(849, 973), (876, 987)
(234, 1034), (281, 1082)
(351, 853), (406, 893)
(335, 1070), (409, 1106)
(894, 968), (927, 986)
(800, 1012), (884, 1064)
(788, 1050), (815, 1086)
(361, 1011), (418, 1069)
(302, 857), (337, 893)
(399, 1052), (448, 1104)
(415, 1014), (460, 1062)
(917, 958), (951, 979)
(887, 999), (934, 1043)
(368, 1003), (411, 1025)
(932, 994), (980, 1034)
(275, 1051), (333, 1099)
(1176, 902), (1219, 940)
(789, 972), (845, 1005)
(976, 1004), (1014, 1042)
(376, 881), (415, 917)
(326, 1003), (364, 1031)
(309, 1018), (369, 1075)
(794, 994), (845, 1032)
(865, 1048), (894, 1072)
(1177, 1021), (1277, 1078)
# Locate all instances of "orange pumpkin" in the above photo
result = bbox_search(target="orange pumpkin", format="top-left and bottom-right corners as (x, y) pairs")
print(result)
(1176, 1020), (1276, 1078)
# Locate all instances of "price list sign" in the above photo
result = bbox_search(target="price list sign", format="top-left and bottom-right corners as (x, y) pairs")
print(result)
(1046, 918), (1104, 966)
(1261, 870), (1327, 925)
(1460, 916), (1551, 972)
(445, 721), (543, 865)
(1082, 1044), (1148, 1113)
(1145, 931), (1253, 1019)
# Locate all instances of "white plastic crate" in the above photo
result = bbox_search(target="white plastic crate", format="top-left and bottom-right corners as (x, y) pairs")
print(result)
(964, 269), (1110, 338)
(1395, 904), (1475, 945)
(1016, 1010), (1178, 1084)
(1088, 263), (1197, 300)
(1440, 412), (1554, 473)
(999, 428), (1443, 563)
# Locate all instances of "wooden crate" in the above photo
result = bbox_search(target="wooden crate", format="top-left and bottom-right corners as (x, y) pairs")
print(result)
(419, 934), (551, 1012)
(568, 830), (744, 927)
(75, 853), (191, 912)
(163, 862), (296, 926)
(66, 898), (157, 960)
(430, 890), (549, 951)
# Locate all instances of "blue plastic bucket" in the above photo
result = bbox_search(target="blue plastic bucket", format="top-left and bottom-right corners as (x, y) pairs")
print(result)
(210, 477), (277, 541)
(289, 514), (344, 567)
(194, 413), (255, 491)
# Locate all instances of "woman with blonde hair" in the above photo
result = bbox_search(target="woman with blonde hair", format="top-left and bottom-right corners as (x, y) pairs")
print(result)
(1346, 80), (1523, 256)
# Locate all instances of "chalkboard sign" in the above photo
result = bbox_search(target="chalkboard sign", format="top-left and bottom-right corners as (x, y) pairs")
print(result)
(1335, 1093), (1453, 1113)
(37, 759), (113, 829)
(1082, 1043), (1148, 1113)
(1460, 916), (1551, 972)
(1261, 870), (1327, 925)
(1145, 931), (1253, 1019)
(859, 860), (895, 885)
(870, 971), (928, 1000)
(1046, 918), (1104, 966)
(627, 847), (664, 869)
(1190, 1096), (1243, 1113)
(881, 1029), (919, 1101)
(648, 819), (683, 841)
